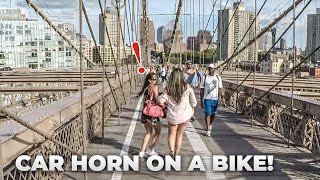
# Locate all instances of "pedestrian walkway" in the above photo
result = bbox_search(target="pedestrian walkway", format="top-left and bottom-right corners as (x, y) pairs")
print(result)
(63, 89), (320, 180)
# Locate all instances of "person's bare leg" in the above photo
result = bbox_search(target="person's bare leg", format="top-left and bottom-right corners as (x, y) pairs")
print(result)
(168, 123), (178, 155)
(174, 122), (188, 155)
(209, 114), (215, 129)
(150, 122), (161, 150)
(205, 113), (211, 131)
(140, 124), (152, 154)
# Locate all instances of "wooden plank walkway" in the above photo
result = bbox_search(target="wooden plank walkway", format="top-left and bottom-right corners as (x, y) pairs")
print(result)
(63, 88), (320, 180)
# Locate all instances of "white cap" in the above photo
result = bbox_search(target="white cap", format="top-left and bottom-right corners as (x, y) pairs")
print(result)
(208, 63), (215, 68)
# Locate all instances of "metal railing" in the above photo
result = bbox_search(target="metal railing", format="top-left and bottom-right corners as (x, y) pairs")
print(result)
(223, 80), (320, 153)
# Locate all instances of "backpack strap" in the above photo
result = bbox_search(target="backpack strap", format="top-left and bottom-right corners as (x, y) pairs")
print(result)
(148, 85), (155, 101)
(215, 74), (221, 84)
(200, 75), (207, 88)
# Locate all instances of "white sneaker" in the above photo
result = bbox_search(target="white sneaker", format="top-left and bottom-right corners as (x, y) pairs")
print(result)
(139, 151), (146, 158)
(146, 148), (158, 156)
(207, 130), (211, 137)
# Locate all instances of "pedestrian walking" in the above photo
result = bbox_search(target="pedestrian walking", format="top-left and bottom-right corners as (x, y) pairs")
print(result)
(200, 64), (224, 136)
(183, 61), (202, 122)
(137, 73), (162, 157)
(157, 69), (197, 156)
(160, 64), (167, 83)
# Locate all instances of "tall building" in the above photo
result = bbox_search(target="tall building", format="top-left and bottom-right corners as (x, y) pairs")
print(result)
(161, 20), (186, 54)
(140, 16), (155, 49)
(99, 7), (123, 46)
(187, 37), (197, 50)
(76, 34), (93, 62)
(218, 2), (259, 62)
(306, 8), (320, 65)
(0, 9), (78, 70)
(157, 26), (164, 43)
(196, 30), (213, 51)
(280, 38), (286, 50)
(271, 28), (277, 49)
(93, 45), (126, 64)
(258, 30), (272, 52)
(98, 7), (124, 63)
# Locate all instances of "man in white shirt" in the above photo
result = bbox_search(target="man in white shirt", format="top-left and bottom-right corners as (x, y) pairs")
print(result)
(160, 65), (166, 83)
(200, 64), (224, 136)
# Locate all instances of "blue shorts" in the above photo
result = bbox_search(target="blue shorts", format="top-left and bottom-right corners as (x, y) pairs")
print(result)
(204, 99), (219, 115)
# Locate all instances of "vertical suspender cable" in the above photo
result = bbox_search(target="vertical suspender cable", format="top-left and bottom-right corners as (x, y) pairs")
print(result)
(224, 0), (313, 104)
(130, 0), (137, 86)
(219, 0), (222, 73)
(101, 0), (106, 140)
(189, 0), (192, 63)
(142, 0), (149, 67)
(202, 0), (205, 66)
(213, 0), (215, 64)
(185, 0), (188, 62)
(104, 17), (126, 102)
(252, 0), (257, 127)
(218, 0), (305, 71)
(131, 0), (137, 86)
(179, 0), (182, 66)
(124, 0), (133, 93)
(136, 0), (140, 42)
(116, 1), (122, 85)
(289, 0), (296, 148)
(198, 0), (201, 65)
(79, 1), (87, 180)
(122, 1), (126, 86)
(192, 0), (195, 64)
(166, 0), (184, 64)
(87, 0), (120, 116)
(115, 0), (132, 101)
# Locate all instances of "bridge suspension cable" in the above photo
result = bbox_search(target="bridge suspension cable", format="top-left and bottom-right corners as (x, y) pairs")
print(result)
(142, 0), (149, 66)
(191, 0), (232, 65)
(123, 0), (136, 88)
(241, 37), (320, 116)
(289, 0), (297, 148)
(166, 0), (184, 63)
(98, 7), (127, 103)
(78, 1), (87, 179)
(114, 0), (132, 93)
(0, 0), (107, 164)
(128, 0), (138, 86)
(252, 0), (258, 127)
(223, 0), (313, 103)
(216, 0), (306, 70)
(24, 0), (97, 68)
(202, 0), (259, 67)
(220, 0), (269, 73)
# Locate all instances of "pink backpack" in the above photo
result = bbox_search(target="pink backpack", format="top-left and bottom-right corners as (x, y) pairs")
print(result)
(143, 86), (164, 118)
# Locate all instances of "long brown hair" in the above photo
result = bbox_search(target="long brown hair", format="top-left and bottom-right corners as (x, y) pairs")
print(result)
(165, 68), (187, 103)
(137, 73), (156, 97)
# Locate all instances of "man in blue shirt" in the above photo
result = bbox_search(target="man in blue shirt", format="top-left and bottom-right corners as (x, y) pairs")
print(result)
(183, 61), (202, 121)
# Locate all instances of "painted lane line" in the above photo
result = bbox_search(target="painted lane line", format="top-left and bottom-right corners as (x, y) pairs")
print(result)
(185, 123), (227, 180)
(111, 97), (143, 180)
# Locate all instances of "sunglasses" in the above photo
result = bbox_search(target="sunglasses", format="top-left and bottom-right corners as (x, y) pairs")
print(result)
(150, 78), (157, 80)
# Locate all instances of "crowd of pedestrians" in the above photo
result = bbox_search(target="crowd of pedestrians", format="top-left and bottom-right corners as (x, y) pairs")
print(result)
(137, 61), (224, 158)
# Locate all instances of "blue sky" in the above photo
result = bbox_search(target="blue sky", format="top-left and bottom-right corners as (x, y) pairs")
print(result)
(2, 0), (320, 49)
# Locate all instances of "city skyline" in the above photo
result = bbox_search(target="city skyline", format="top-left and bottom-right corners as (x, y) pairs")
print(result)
(1, 0), (319, 49)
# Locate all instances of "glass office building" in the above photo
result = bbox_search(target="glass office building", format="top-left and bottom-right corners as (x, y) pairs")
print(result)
(0, 9), (79, 70)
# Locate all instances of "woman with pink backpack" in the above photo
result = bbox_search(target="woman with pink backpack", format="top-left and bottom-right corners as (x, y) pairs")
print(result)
(137, 73), (162, 157)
